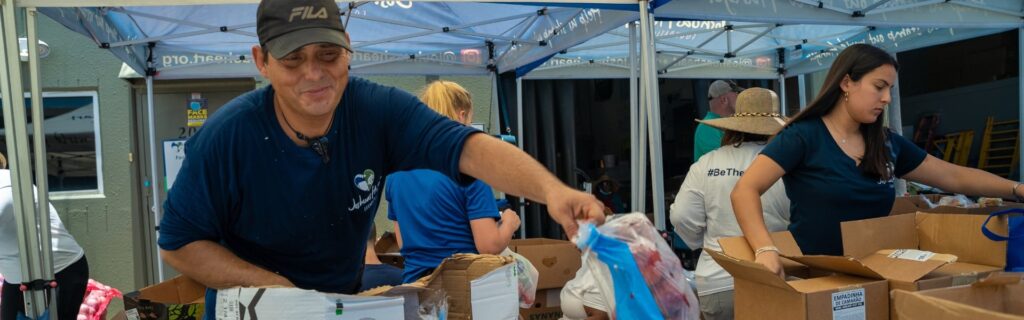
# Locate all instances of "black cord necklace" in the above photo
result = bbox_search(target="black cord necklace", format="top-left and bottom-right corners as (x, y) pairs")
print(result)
(279, 106), (334, 164)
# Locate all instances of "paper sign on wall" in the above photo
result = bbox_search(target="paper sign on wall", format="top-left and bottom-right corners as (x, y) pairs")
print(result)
(187, 94), (208, 127)
(163, 139), (187, 191)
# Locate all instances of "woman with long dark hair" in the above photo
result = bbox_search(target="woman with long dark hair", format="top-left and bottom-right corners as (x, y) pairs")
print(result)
(732, 43), (1024, 276)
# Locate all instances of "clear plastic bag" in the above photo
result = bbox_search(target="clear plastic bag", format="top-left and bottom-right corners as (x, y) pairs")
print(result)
(938, 194), (977, 208)
(501, 248), (539, 308)
(575, 213), (700, 320)
(417, 290), (448, 320)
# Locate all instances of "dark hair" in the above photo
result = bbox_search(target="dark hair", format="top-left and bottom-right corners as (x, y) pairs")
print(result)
(721, 130), (770, 147)
(784, 44), (899, 180)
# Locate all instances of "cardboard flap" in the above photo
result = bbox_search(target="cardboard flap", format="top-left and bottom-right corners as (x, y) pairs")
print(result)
(717, 231), (802, 262)
(859, 253), (949, 283)
(973, 273), (1024, 288)
(842, 213), (918, 258)
(916, 213), (1007, 267)
(705, 249), (793, 292)
(784, 255), (885, 280)
(138, 276), (206, 304)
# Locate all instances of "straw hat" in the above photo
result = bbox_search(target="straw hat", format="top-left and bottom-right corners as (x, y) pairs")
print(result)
(697, 87), (786, 136)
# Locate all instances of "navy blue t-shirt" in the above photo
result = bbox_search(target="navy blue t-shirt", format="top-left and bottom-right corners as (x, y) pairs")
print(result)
(386, 170), (500, 283)
(761, 118), (926, 255)
(359, 263), (404, 292)
(158, 77), (479, 316)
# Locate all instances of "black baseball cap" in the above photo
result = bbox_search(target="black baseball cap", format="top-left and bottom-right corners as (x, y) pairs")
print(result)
(257, 0), (352, 59)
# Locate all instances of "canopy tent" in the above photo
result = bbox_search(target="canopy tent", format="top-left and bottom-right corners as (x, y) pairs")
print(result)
(528, 21), (1012, 79)
(38, 2), (638, 79)
(1, 1), (664, 318)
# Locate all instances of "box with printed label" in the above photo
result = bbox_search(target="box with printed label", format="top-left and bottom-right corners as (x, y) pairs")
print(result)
(779, 212), (1008, 319)
(892, 272), (1024, 320)
(708, 233), (889, 320)
(215, 286), (406, 320)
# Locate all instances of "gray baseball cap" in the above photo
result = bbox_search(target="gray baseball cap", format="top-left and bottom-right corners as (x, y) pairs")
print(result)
(257, 0), (352, 59)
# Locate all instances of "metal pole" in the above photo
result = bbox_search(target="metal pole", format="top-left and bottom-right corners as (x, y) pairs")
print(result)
(1019, 27), (1023, 179)
(628, 21), (639, 212)
(1, 3), (50, 317)
(779, 74), (788, 116)
(27, 11), (57, 320)
(639, 3), (666, 229)
(798, 74), (808, 110)
(515, 76), (526, 238)
(146, 73), (165, 282)
(636, 22), (648, 214)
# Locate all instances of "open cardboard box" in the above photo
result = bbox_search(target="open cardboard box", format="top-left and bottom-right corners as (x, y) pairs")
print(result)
(836, 212), (1007, 292)
(508, 238), (581, 290)
(420, 254), (519, 320)
(890, 194), (1024, 216)
(119, 275), (206, 320)
(709, 233), (890, 320)
(892, 272), (1024, 320)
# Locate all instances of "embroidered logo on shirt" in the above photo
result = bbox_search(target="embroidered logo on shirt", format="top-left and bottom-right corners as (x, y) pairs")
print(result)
(353, 169), (375, 192)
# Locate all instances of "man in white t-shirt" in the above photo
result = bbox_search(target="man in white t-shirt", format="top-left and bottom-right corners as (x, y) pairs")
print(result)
(0, 153), (89, 320)
(670, 88), (791, 320)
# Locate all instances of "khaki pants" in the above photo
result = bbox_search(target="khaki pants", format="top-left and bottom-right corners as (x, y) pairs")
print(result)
(698, 290), (734, 320)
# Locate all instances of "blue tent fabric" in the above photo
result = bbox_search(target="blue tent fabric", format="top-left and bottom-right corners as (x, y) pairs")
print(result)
(40, 2), (636, 79)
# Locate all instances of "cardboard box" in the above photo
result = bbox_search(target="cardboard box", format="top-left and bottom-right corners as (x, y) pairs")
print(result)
(519, 288), (562, 320)
(374, 231), (404, 269)
(892, 272), (1024, 320)
(519, 306), (563, 320)
(775, 212), (1008, 319)
(215, 286), (406, 320)
(709, 233), (890, 320)
(509, 238), (582, 289)
(121, 275), (206, 320)
(890, 194), (1024, 215)
(835, 212), (1007, 292)
(417, 254), (518, 320)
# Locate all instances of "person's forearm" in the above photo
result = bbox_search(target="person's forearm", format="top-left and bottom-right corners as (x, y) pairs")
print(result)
(731, 186), (774, 250)
(459, 134), (563, 204)
(160, 240), (292, 289)
(951, 166), (1020, 199)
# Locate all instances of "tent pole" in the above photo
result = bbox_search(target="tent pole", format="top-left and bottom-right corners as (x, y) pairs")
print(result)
(629, 20), (639, 212)
(1, 2), (50, 318)
(146, 72), (165, 282)
(636, 21), (648, 215)
(1019, 27), (1023, 179)
(516, 76), (526, 238)
(798, 74), (808, 109)
(639, 2), (665, 229)
(27, 12), (57, 320)
(779, 73), (788, 116)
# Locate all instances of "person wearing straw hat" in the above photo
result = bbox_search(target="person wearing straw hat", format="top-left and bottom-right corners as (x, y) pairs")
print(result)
(670, 87), (791, 320)
(694, 80), (744, 161)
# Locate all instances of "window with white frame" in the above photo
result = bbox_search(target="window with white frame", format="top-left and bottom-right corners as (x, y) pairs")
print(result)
(0, 91), (103, 195)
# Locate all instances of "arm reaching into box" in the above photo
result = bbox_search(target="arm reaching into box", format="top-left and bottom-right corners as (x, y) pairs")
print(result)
(458, 134), (604, 237)
(903, 155), (1024, 201)
(160, 241), (294, 289)
(731, 155), (787, 278)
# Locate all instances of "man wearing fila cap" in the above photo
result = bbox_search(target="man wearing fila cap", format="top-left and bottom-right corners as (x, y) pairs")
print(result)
(157, 0), (605, 316)
(694, 80), (743, 161)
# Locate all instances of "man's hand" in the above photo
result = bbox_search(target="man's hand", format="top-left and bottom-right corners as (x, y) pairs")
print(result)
(546, 186), (606, 238)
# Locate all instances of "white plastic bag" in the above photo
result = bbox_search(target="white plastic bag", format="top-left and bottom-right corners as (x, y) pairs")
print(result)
(501, 248), (539, 308)
(572, 213), (701, 320)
